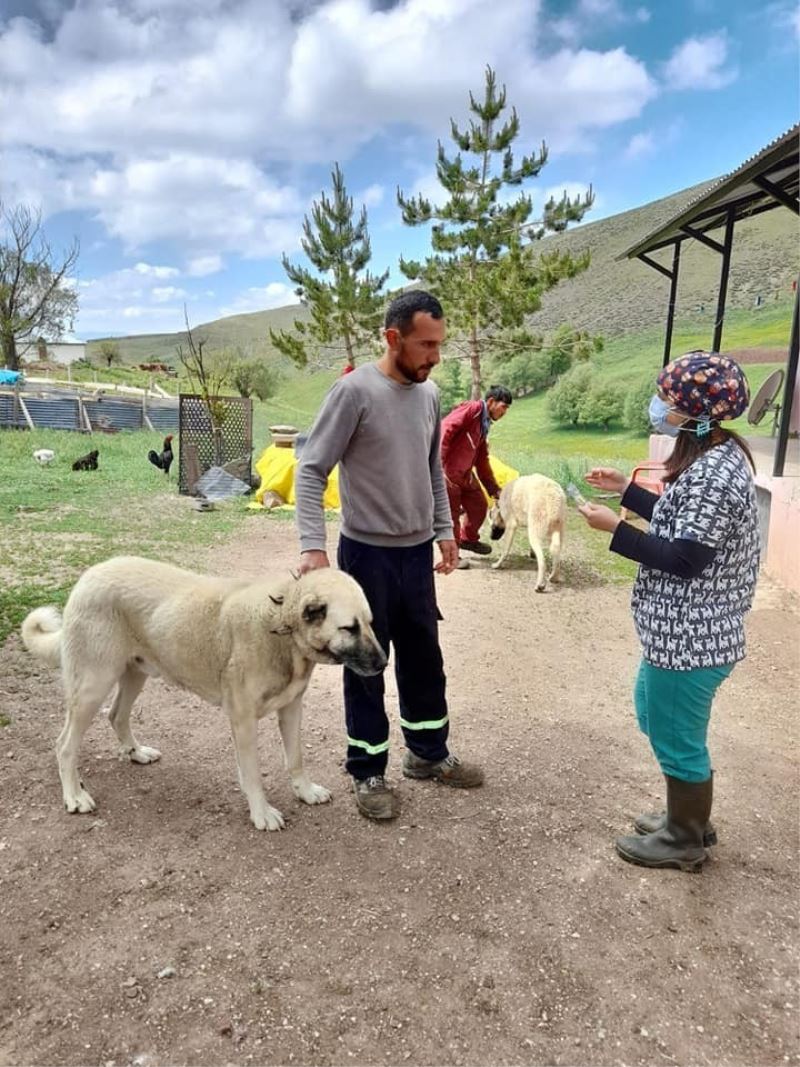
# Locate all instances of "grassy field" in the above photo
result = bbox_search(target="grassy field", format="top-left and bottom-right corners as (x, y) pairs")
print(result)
(0, 428), (245, 645)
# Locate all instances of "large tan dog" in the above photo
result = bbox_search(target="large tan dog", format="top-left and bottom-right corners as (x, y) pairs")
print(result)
(489, 474), (567, 590)
(21, 557), (386, 832)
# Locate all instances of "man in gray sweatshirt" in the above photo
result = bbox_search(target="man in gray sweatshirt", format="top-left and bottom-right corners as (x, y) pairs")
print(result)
(295, 290), (485, 820)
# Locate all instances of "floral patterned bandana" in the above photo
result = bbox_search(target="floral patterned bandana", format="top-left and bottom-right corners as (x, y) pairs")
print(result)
(657, 352), (750, 428)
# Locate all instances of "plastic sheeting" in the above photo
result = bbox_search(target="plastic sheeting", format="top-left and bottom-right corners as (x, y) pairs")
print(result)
(250, 444), (340, 510)
(195, 466), (252, 502)
(249, 444), (518, 511)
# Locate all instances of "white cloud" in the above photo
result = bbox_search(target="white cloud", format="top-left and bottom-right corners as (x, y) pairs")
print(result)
(151, 286), (188, 302)
(624, 130), (656, 159)
(187, 254), (223, 277)
(359, 184), (385, 208)
(133, 262), (180, 279)
(548, 2), (650, 46)
(550, 17), (580, 44)
(75, 266), (197, 335)
(663, 32), (737, 91)
(0, 0), (657, 257)
(86, 154), (305, 257)
(219, 282), (300, 318)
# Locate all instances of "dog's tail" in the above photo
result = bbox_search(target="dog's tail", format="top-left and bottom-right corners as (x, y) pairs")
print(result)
(21, 606), (63, 667)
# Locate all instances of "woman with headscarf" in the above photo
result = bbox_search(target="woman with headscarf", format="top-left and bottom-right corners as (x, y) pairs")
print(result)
(577, 352), (760, 872)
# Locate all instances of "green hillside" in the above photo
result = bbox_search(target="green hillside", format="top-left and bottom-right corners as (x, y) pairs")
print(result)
(86, 176), (799, 365)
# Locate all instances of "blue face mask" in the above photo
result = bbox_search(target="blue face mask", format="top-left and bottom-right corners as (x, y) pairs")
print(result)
(648, 394), (680, 437)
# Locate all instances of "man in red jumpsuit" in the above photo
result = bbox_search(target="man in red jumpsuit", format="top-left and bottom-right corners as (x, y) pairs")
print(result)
(441, 384), (512, 564)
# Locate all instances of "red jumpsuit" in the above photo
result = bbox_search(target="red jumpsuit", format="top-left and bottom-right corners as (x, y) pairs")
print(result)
(440, 400), (500, 544)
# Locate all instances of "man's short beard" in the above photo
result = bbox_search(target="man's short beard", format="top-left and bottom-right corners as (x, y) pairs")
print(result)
(396, 340), (428, 383)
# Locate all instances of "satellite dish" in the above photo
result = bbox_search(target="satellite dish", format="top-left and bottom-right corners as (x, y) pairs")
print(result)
(747, 368), (784, 435)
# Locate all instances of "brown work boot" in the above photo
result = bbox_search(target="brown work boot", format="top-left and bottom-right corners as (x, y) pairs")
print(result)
(352, 775), (399, 820)
(402, 751), (484, 788)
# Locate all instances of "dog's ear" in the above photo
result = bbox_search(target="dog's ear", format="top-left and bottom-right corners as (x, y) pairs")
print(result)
(301, 597), (327, 624)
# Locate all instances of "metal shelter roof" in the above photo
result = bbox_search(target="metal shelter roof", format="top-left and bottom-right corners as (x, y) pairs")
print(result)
(620, 124), (800, 261)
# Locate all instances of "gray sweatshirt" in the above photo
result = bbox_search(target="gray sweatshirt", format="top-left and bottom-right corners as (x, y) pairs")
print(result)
(295, 363), (454, 551)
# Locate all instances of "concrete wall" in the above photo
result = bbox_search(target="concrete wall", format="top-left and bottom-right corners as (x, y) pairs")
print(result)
(760, 475), (800, 596)
(43, 342), (87, 365)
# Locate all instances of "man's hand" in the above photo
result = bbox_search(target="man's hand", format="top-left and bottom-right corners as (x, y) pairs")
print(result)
(584, 467), (630, 495)
(297, 550), (330, 575)
(434, 538), (459, 575)
(577, 502), (621, 534)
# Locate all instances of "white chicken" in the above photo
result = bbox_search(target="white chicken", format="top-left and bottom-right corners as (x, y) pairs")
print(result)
(33, 449), (55, 465)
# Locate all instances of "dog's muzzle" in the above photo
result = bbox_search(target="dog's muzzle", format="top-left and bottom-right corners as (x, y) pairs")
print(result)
(338, 642), (387, 677)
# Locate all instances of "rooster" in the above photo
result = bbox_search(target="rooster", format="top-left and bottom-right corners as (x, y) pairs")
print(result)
(148, 434), (174, 476)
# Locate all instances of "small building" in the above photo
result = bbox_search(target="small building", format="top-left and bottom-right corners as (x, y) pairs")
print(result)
(17, 337), (87, 366)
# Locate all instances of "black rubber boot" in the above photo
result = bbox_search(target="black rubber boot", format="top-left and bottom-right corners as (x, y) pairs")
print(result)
(616, 775), (712, 872)
(634, 811), (717, 846)
(634, 772), (717, 845)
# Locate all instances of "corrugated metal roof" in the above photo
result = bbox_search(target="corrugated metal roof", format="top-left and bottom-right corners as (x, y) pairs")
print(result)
(620, 123), (800, 260)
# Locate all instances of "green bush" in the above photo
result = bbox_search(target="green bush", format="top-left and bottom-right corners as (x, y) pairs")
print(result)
(579, 380), (623, 430)
(623, 374), (656, 434)
(232, 361), (281, 401)
(548, 363), (594, 426)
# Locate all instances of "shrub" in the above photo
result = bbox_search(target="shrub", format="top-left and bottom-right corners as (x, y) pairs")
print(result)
(624, 374), (656, 434)
(548, 363), (594, 425)
(579, 380), (623, 430)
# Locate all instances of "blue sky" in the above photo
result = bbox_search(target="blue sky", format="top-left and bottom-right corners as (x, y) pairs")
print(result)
(1, 0), (797, 340)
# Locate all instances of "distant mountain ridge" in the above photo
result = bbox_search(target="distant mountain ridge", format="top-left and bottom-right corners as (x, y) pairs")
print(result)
(88, 177), (798, 364)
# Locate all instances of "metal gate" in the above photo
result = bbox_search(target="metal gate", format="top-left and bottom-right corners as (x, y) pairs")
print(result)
(178, 393), (253, 494)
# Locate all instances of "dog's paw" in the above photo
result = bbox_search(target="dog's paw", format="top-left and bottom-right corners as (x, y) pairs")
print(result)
(535, 584), (547, 593)
(120, 744), (162, 765)
(293, 779), (332, 806)
(491, 561), (502, 570)
(64, 786), (96, 814)
(250, 801), (285, 832)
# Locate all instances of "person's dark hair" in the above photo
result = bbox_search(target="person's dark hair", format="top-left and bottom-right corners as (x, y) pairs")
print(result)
(385, 290), (443, 334)
(486, 385), (513, 406)
(664, 424), (755, 484)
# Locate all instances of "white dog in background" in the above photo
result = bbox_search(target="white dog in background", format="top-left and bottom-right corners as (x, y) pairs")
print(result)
(21, 557), (386, 832)
(489, 475), (567, 591)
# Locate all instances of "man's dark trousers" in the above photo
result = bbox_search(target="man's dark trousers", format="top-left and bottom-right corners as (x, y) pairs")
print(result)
(337, 534), (450, 779)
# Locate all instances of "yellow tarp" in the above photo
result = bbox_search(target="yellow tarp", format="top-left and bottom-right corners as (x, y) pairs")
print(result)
(250, 445), (340, 510)
(481, 455), (519, 501)
(249, 444), (517, 511)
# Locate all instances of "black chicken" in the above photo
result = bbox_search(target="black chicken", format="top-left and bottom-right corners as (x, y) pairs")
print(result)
(72, 449), (99, 471)
(148, 434), (174, 476)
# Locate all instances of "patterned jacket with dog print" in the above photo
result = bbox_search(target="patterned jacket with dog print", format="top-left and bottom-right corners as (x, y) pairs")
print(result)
(630, 439), (760, 671)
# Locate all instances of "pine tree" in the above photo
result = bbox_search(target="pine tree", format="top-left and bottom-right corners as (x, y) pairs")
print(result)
(397, 67), (593, 399)
(271, 164), (389, 370)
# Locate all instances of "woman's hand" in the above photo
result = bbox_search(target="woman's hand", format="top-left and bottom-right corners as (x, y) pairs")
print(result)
(577, 502), (621, 533)
(584, 467), (630, 495)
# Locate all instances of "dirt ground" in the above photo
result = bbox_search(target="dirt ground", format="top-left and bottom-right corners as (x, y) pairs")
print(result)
(1, 516), (798, 1067)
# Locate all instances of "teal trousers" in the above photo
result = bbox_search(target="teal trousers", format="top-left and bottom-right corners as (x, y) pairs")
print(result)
(634, 659), (734, 782)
